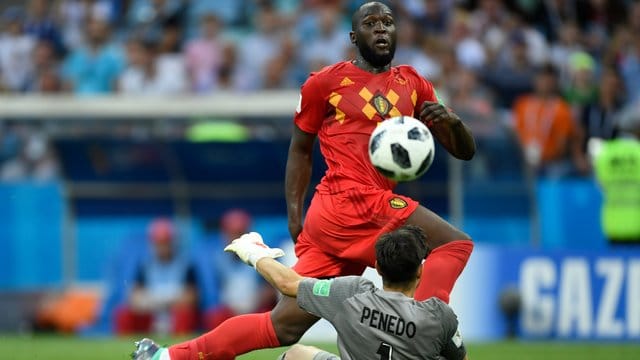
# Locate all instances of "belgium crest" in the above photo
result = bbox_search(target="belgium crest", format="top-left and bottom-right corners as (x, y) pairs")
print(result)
(371, 93), (391, 117)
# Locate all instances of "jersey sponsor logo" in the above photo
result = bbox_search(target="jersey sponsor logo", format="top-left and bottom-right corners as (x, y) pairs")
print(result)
(312, 279), (333, 297)
(340, 77), (355, 86)
(360, 306), (417, 338)
(389, 197), (408, 209)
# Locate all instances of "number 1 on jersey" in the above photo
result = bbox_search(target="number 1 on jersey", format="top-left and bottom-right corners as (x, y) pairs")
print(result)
(377, 342), (393, 360)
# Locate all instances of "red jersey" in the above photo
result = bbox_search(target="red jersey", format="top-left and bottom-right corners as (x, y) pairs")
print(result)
(294, 61), (438, 194)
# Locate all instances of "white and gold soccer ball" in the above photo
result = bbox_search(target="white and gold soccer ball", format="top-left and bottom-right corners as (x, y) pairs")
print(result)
(368, 116), (435, 182)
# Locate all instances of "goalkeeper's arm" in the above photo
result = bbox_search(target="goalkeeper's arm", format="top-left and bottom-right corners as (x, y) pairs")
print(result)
(255, 257), (304, 298)
(224, 232), (304, 297)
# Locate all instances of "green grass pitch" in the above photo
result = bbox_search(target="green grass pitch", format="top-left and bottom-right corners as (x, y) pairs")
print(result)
(1, 335), (639, 359)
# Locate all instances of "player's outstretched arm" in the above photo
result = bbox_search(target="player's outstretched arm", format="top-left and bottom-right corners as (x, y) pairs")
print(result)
(419, 101), (476, 161)
(255, 257), (304, 298)
(224, 232), (303, 297)
(285, 125), (316, 242)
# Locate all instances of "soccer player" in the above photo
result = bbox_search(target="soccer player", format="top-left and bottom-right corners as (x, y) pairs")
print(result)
(134, 227), (467, 360)
(133, 2), (475, 359)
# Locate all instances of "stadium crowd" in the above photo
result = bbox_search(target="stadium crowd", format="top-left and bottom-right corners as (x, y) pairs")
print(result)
(0, 0), (639, 180)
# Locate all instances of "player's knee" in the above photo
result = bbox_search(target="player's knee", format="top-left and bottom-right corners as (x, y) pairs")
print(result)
(457, 231), (472, 241)
(275, 326), (305, 345)
(271, 297), (318, 345)
(272, 320), (308, 345)
(432, 230), (472, 248)
(445, 227), (472, 242)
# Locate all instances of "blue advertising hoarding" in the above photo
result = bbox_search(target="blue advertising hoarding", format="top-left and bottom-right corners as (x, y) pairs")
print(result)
(451, 245), (640, 341)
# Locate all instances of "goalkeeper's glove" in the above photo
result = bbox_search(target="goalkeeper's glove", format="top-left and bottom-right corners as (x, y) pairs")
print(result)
(224, 232), (285, 268)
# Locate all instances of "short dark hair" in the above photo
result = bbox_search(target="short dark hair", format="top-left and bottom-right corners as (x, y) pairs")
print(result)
(351, 1), (393, 31)
(375, 225), (429, 284)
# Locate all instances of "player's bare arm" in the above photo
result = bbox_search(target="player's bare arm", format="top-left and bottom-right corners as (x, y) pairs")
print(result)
(255, 257), (304, 298)
(420, 101), (476, 161)
(224, 232), (303, 297)
(285, 125), (316, 242)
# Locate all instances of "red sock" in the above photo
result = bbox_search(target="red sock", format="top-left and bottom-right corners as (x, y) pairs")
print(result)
(168, 312), (280, 360)
(415, 240), (473, 303)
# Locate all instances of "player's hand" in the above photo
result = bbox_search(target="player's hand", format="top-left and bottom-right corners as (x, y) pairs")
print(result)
(419, 101), (461, 128)
(224, 232), (285, 268)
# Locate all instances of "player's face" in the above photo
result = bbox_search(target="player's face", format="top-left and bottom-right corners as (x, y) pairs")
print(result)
(352, 6), (397, 67)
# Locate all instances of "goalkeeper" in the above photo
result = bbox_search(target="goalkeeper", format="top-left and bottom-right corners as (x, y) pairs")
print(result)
(134, 226), (467, 360)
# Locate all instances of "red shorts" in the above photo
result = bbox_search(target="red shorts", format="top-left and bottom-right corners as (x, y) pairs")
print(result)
(292, 187), (418, 278)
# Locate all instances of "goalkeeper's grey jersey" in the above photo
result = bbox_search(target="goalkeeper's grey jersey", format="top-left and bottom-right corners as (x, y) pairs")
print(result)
(297, 276), (466, 360)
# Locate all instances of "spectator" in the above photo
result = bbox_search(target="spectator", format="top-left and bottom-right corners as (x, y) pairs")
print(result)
(56, 0), (113, 50)
(449, 10), (486, 70)
(593, 99), (640, 245)
(154, 20), (187, 90)
(184, 13), (223, 93)
(549, 22), (584, 85)
(26, 40), (63, 93)
(469, 0), (510, 60)
(563, 51), (598, 108)
(447, 67), (513, 179)
(620, 32), (640, 103)
(522, 0), (579, 42)
(512, 64), (588, 178)
(186, 0), (246, 29)
(469, 0), (506, 33)
(61, 17), (125, 94)
(480, 31), (536, 109)
(157, 18), (183, 56)
(263, 35), (303, 89)
(394, 20), (441, 79)
(216, 42), (241, 91)
(127, 0), (184, 32)
(578, 66), (626, 151)
(115, 218), (199, 335)
(448, 68), (499, 141)
(406, 0), (450, 36)
(512, 15), (549, 67)
(0, 6), (36, 92)
(576, 0), (627, 54)
(199, 209), (277, 331)
(236, 4), (284, 90)
(118, 35), (186, 94)
(300, 6), (349, 72)
(24, 0), (64, 56)
(433, 43), (459, 93)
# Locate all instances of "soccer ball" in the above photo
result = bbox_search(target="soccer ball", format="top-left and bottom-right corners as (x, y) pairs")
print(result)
(368, 116), (435, 182)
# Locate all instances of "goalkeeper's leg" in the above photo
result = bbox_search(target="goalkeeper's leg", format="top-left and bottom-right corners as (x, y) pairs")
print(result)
(168, 296), (319, 360)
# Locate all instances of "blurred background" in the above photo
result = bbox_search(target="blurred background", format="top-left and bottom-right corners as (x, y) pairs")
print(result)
(0, 0), (639, 354)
